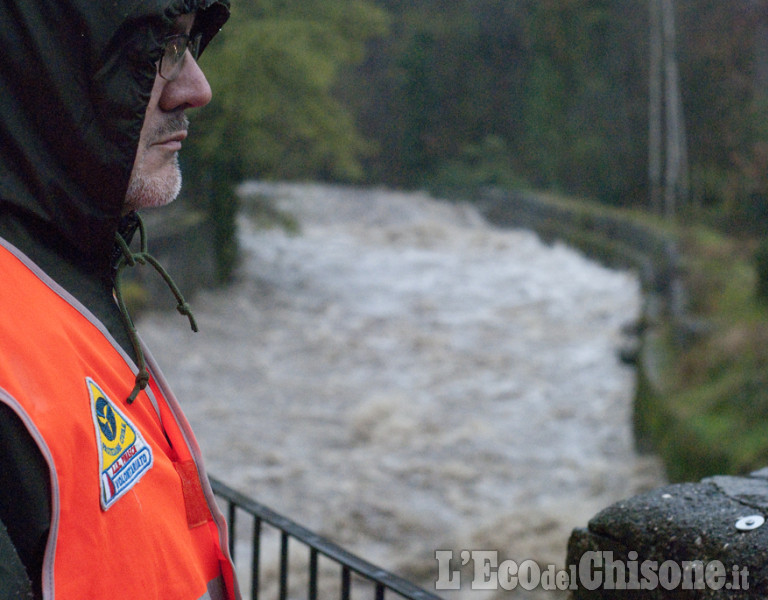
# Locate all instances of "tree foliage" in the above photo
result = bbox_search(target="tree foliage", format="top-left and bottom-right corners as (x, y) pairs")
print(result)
(191, 0), (388, 182)
(338, 0), (768, 227)
(182, 0), (768, 272)
(181, 0), (387, 280)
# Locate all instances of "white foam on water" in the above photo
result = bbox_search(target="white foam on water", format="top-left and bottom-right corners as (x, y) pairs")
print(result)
(139, 182), (664, 598)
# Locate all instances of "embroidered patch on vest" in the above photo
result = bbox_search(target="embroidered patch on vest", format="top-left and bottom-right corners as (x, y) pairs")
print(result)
(87, 377), (153, 510)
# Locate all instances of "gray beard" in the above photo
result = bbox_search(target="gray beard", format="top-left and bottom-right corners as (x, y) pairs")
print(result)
(124, 154), (182, 211)
(124, 112), (188, 211)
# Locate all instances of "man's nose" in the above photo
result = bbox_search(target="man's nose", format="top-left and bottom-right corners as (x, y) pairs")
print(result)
(159, 51), (212, 111)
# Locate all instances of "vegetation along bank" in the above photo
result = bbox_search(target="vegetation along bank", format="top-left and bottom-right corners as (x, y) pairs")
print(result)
(479, 187), (768, 483)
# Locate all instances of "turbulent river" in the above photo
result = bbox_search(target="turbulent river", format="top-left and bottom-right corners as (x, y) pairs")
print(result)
(138, 182), (664, 598)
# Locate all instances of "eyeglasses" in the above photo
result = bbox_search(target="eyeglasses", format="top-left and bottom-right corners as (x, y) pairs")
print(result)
(158, 32), (203, 81)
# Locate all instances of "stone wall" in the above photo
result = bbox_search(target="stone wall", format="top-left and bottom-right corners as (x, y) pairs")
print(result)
(477, 188), (676, 291)
(477, 188), (687, 452)
(566, 470), (768, 598)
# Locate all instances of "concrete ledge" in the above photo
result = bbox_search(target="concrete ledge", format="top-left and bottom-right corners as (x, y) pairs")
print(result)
(476, 187), (678, 295)
(566, 471), (768, 598)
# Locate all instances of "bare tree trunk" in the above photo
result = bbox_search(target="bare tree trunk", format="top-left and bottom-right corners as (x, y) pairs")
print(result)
(661, 0), (688, 219)
(649, 0), (689, 219)
(648, 0), (663, 215)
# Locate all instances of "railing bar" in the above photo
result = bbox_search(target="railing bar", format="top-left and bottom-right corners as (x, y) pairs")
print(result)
(375, 583), (385, 600)
(251, 517), (262, 600)
(279, 531), (289, 600)
(227, 501), (236, 561)
(341, 566), (351, 600)
(210, 477), (443, 600)
(308, 548), (318, 600)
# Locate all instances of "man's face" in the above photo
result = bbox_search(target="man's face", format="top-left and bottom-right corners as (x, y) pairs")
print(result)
(124, 13), (212, 212)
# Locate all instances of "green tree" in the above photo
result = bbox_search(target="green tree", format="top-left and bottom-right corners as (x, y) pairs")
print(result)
(677, 0), (768, 231)
(519, 0), (649, 204)
(183, 0), (388, 280)
(343, 0), (649, 203)
(193, 0), (388, 181)
(340, 0), (531, 188)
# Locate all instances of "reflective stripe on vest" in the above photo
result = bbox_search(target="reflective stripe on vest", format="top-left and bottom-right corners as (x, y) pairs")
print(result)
(0, 239), (240, 600)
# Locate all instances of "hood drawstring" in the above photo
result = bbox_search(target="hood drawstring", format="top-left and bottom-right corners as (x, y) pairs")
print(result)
(113, 214), (198, 404)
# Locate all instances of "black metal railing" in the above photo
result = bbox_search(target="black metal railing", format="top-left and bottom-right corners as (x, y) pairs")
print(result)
(210, 477), (444, 600)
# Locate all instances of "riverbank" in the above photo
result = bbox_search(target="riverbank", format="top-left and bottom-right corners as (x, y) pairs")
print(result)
(477, 187), (768, 483)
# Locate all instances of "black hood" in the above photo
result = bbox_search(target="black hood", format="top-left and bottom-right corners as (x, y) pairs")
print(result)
(0, 0), (229, 272)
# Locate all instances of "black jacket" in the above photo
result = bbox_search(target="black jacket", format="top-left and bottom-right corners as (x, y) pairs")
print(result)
(0, 1), (229, 597)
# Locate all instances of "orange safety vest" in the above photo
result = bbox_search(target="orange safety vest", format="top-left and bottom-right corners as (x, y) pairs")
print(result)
(0, 238), (240, 600)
